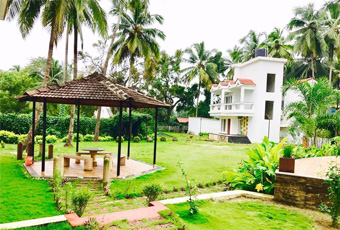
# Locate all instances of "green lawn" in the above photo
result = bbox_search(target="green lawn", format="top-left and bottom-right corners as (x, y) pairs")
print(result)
(0, 154), (61, 224)
(167, 200), (314, 230)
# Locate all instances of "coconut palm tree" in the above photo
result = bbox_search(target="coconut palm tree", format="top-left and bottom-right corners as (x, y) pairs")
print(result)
(94, 0), (127, 142)
(284, 78), (334, 145)
(225, 45), (244, 79)
(288, 3), (328, 79)
(17, 0), (68, 150)
(182, 42), (219, 117)
(259, 27), (293, 60)
(239, 30), (266, 61)
(111, 0), (165, 87)
(64, 0), (107, 147)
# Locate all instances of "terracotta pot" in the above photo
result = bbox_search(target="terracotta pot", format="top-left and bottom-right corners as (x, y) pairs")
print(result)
(279, 157), (295, 173)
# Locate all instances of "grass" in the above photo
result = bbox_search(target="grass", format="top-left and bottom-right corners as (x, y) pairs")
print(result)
(167, 200), (315, 230)
(0, 154), (61, 224)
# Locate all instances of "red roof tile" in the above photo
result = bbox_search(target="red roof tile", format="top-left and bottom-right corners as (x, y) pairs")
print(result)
(236, 78), (256, 85)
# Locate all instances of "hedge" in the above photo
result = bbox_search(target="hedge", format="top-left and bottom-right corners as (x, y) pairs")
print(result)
(0, 112), (152, 138)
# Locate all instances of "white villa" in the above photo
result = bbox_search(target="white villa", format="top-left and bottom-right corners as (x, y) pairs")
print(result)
(207, 56), (287, 143)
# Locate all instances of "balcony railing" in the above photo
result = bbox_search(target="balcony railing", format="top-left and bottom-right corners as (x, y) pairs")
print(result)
(210, 102), (254, 115)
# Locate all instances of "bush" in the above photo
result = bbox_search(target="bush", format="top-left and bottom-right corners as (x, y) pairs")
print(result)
(133, 136), (140, 143)
(35, 135), (43, 144)
(0, 130), (19, 144)
(199, 132), (209, 137)
(160, 137), (166, 142)
(142, 183), (163, 203)
(223, 136), (287, 194)
(72, 134), (83, 142)
(46, 135), (57, 144)
(103, 136), (113, 142)
(98, 136), (106, 142)
(71, 187), (92, 217)
(83, 134), (94, 142)
(84, 217), (101, 230)
(147, 137), (153, 142)
(18, 134), (27, 143)
(172, 137), (178, 142)
(283, 145), (294, 158)
(116, 136), (124, 143)
(61, 136), (68, 143)
(1, 141), (5, 148)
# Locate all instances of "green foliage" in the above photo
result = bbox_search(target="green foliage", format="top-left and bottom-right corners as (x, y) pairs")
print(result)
(142, 183), (163, 203)
(0, 130), (19, 144)
(0, 112), (151, 138)
(71, 187), (92, 217)
(199, 132), (209, 137)
(35, 135), (43, 144)
(0, 141), (5, 149)
(133, 136), (141, 143)
(46, 135), (57, 144)
(83, 135), (94, 142)
(84, 217), (101, 230)
(283, 145), (294, 158)
(116, 136), (124, 143)
(72, 134), (83, 142)
(320, 164), (340, 227)
(178, 161), (199, 215)
(160, 136), (166, 142)
(18, 134), (27, 143)
(223, 137), (287, 194)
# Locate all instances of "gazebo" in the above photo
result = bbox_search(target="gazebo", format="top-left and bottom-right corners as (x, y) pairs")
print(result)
(16, 72), (171, 177)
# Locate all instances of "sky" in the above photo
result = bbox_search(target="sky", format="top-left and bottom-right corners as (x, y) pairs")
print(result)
(0, 0), (325, 71)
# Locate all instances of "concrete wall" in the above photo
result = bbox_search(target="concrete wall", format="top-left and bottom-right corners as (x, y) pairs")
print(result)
(233, 57), (286, 143)
(188, 117), (220, 135)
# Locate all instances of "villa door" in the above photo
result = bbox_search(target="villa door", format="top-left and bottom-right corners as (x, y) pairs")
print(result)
(227, 119), (231, 135)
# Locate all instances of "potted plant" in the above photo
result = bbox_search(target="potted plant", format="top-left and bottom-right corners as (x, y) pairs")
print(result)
(279, 145), (295, 173)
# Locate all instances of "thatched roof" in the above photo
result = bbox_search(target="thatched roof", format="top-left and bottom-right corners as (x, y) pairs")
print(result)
(16, 72), (170, 108)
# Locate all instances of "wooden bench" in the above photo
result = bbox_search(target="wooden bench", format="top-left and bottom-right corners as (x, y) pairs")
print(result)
(62, 154), (93, 171)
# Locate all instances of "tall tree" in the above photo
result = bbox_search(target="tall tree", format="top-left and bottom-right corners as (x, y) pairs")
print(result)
(94, 0), (127, 142)
(288, 3), (328, 78)
(225, 45), (244, 79)
(64, 0), (107, 147)
(239, 30), (265, 61)
(259, 27), (293, 60)
(182, 42), (218, 117)
(17, 0), (68, 150)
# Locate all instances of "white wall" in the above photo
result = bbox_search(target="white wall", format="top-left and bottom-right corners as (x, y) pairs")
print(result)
(233, 57), (286, 143)
(188, 117), (220, 135)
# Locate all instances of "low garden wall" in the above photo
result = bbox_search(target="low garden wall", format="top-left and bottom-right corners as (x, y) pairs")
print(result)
(274, 172), (329, 209)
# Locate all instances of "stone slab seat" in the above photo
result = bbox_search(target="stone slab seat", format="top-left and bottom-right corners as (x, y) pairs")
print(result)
(75, 152), (113, 164)
(62, 154), (93, 171)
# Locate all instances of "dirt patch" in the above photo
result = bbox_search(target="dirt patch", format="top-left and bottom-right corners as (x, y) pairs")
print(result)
(108, 225), (121, 229)
(131, 227), (153, 230)
(147, 216), (164, 222)
(128, 220), (146, 227)
(155, 223), (175, 229)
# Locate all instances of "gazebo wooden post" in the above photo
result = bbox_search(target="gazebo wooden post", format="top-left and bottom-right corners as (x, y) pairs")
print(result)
(117, 101), (123, 177)
(153, 107), (158, 168)
(41, 98), (47, 176)
(127, 103), (132, 159)
(76, 102), (80, 152)
(31, 99), (36, 161)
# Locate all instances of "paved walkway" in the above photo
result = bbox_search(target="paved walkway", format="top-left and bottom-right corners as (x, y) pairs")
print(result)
(0, 215), (66, 229)
(65, 201), (168, 227)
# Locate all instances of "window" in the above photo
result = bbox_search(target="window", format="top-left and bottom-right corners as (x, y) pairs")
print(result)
(221, 119), (226, 132)
(266, 74), (275, 92)
(264, 101), (274, 120)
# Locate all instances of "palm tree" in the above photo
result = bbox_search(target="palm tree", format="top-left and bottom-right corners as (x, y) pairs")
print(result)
(17, 0), (68, 150)
(111, 0), (165, 87)
(288, 3), (328, 79)
(259, 27), (293, 60)
(284, 78), (334, 145)
(182, 42), (218, 117)
(94, 0), (127, 142)
(225, 45), (244, 79)
(64, 0), (107, 147)
(324, 1), (340, 86)
(239, 30), (265, 61)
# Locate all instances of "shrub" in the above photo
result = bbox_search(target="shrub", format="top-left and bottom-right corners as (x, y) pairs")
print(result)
(103, 136), (113, 142)
(84, 217), (101, 230)
(71, 187), (92, 217)
(160, 137), (166, 142)
(72, 134), (83, 142)
(83, 134), (94, 142)
(18, 134), (27, 143)
(173, 186), (178, 192)
(147, 137), (153, 142)
(98, 136), (106, 142)
(35, 135), (43, 144)
(116, 136), (124, 143)
(223, 136), (287, 194)
(283, 145), (294, 158)
(320, 165), (340, 227)
(1, 141), (5, 148)
(199, 132), (209, 137)
(61, 136), (68, 143)
(172, 137), (178, 142)
(142, 183), (163, 203)
(46, 135), (57, 144)
(0, 130), (19, 144)
(133, 136), (140, 143)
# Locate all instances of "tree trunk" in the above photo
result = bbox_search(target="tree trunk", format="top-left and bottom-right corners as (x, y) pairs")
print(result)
(127, 56), (135, 87)
(23, 21), (56, 150)
(64, 24), (69, 83)
(311, 54), (315, 79)
(103, 15), (121, 76)
(195, 81), (201, 117)
(93, 107), (101, 142)
(64, 25), (78, 147)
(314, 128), (317, 146)
(329, 57), (333, 87)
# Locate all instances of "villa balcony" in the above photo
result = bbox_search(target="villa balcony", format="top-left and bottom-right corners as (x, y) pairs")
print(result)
(209, 102), (254, 117)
